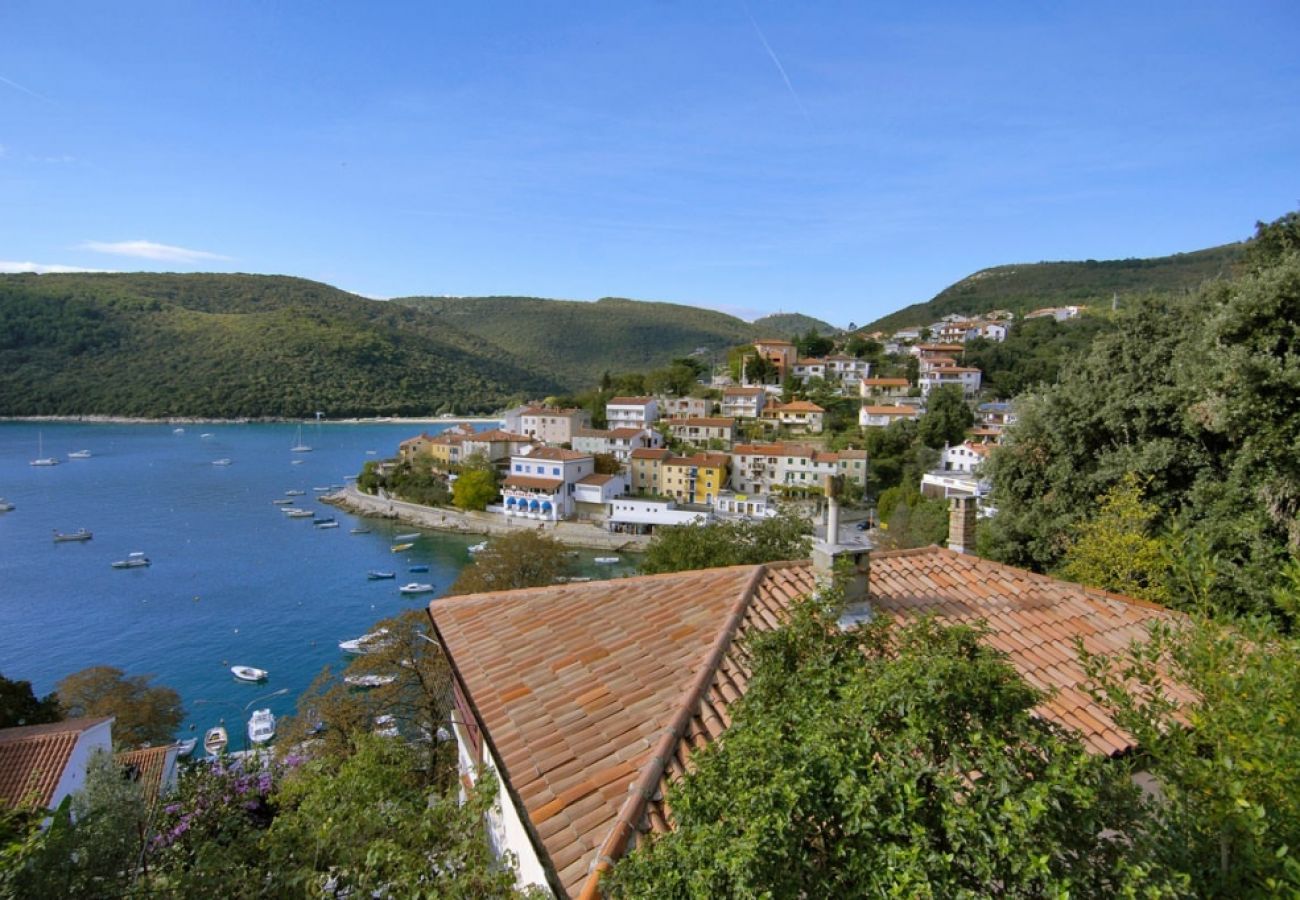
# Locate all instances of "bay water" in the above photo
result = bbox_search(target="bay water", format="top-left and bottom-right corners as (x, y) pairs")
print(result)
(0, 421), (633, 742)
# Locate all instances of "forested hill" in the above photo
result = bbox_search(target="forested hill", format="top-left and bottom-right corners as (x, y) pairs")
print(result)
(864, 243), (1243, 334)
(0, 273), (562, 418)
(749, 312), (837, 338)
(395, 295), (760, 390)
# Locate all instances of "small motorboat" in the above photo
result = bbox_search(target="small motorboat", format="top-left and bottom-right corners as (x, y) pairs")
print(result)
(172, 427), (185, 435)
(200, 433), (214, 439)
(350, 527), (371, 534)
(390, 542), (414, 553)
(111, 552), (150, 568)
(292, 459), (305, 465)
(212, 458), (232, 466)
(67, 449), (92, 459)
(285, 508), (314, 518)
(467, 541), (488, 555)
(368, 570), (396, 580)
(285, 489), (305, 496)
(312, 486), (330, 492)
(345, 673), (397, 688)
(408, 564), (429, 573)
(175, 737), (198, 757)
(315, 521), (340, 529)
(339, 629), (390, 655)
(0, 499), (14, 512)
(247, 709), (276, 745)
(365, 449), (378, 455)
(373, 714), (399, 738)
(231, 665), (268, 683)
(53, 528), (93, 542)
(394, 532), (420, 542)
(272, 498), (294, 505)
(399, 582), (434, 595)
(594, 556), (621, 565)
(312, 516), (335, 524)
(203, 725), (228, 757)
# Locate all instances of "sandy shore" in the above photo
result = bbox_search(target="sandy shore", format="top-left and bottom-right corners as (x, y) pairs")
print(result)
(324, 485), (652, 552)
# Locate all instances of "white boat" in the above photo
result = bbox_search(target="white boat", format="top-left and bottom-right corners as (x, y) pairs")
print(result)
(200, 433), (214, 439)
(285, 508), (314, 518)
(53, 528), (93, 542)
(345, 673), (397, 688)
(350, 527), (371, 534)
(175, 737), (198, 757)
(467, 541), (488, 555)
(594, 556), (621, 565)
(312, 486), (330, 492)
(365, 449), (377, 455)
(315, 521), (340, 529)
(0, 499), (14, 512)
(212, 458), (232, 466)
(339, 628), (390, 655)
(231, 665), (268, 682)
(67, 449), (92, 459)
(111, 552), (150, 568)
(291, 459), (305, 465)
(368, 570), (396, 580)
(393, 532), (420, 541)
(172, 427), (185, 435)
(290, 425), (312, 453)
(390, 542), (413, 553)
(247, 709), (276, 744)
(373, 714), (399, 738)
(399, 582), (434, 594)
(203, 725), (228, 756)
(272, 498), (294, 505)
(30, 432), (58, 467)
(285, 489), (305, 496)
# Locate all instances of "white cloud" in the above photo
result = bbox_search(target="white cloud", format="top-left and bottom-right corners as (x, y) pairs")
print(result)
(0, 260), (113, 274)
(81, 239), (231, 263)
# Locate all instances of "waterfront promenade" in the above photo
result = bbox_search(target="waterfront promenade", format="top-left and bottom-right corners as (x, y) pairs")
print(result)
(325, 485), (652, 552)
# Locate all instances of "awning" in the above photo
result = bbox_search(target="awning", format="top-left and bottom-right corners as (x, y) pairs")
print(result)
(528, 499), (539, 511)
(505, 496), (517, 507)
(541, 501), (552, 512)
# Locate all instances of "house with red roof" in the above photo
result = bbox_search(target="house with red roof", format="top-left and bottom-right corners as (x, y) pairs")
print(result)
(0, 717), (113, 813)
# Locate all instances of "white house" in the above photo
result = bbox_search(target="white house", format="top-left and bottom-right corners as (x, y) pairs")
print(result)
(518, 407), (592, 445)
(666, 417), (737, 448)
(824, 354), (870, 385)
(860, 405), (920, 429)
(571, 427), (661, 462)
(860, 377), (911, 400)
(941, 441), (990, 475)
(728, 443), (844, 495)
(760, 401), (825, 434)
(572, 472), (629, 520)
(0, 717), (114, 815)
(974, 322), (1008, 342)
(919, 365), (982, 398)
(790, 358), (827, 382)
(501, 447), (594, 521)
(721, 387), (766, 419)
(605, 497), (710, 535)
(605, 396), (659, 430)
(660, 396), (714, 419)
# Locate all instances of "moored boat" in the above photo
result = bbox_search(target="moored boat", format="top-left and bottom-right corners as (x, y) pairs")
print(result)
(203, 725), (228, 756)
(67, 449), (92, 459)
(285, 508), (314, 518)
(467, 541), (488, 555)
(212, 458), (232, 466)
(350, 526), (371, 534)
(30, 433), (58, 467)
(339, 628), (390, 654)
(247, 708), (276, 744)
(290, 425), (312, 453)
(285, 489), (305, 496)
(111, 552), (150, 568)
(390, 542), (413, 553)
(272, 498), (294, 505)
(53, 528), (93, 542)
(175, 737), (198, 757)
(315, 520), (339, 529)
(231, 665), (268, 682)
(408, 564), (429, 573)
(367, 570), (396, 580)
(373, 714), (399, 738)
(594, 556), (621, 565)
(0, 499), (14, 512)
(393, 532), (420, 541)
(399, 582), (434, 594)
(345, 673), (397, 688)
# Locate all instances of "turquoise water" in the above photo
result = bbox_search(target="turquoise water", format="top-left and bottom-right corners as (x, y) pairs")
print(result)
(0, 421), (635, 741)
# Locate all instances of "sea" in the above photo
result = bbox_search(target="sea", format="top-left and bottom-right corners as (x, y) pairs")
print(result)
(0, 420), (636, 741)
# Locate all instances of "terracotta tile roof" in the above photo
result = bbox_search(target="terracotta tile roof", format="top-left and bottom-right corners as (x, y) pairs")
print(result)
(916, 343), (965, 352)
(731, 442), (788, 456)
(576, 474), (617, 486)
(837, 448), (868, 459)
(466, 429), (532, 442)
(722, 387), (764, 396)
(767, 400), (824, 413)
(606, 396), (655, 406)
(608, 428), (646, 439)
(754, 338), (794, 345)
(116, 745), (175, 805)
(0, 717), (113, 809)
(526, 447), (592, 462)
(862, 405), (918, 416)
(795, 357), (827, 365)
(668, 417), (735, 428)
(630, 448), (673, 461)
(430, 549), (1188, 897)
(665, 453), (729, 469)
(503, 475), (564, 492)
(861, 377), (910, 387)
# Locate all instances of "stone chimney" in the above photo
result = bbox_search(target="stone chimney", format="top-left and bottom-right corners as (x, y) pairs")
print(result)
(947, 495), (978, 554)
(813, 474), (871, 625)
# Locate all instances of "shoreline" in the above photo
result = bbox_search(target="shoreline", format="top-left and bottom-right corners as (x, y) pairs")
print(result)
(325, 485), (652, 553)
(0, 415), (504, 427)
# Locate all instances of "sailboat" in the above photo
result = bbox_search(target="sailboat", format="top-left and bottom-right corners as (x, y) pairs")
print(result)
(290, 424), (312, 453)
(30, 433), (59, 467)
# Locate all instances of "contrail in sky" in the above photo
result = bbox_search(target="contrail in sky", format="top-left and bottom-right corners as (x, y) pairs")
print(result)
(742, 2), (808, 120)
(0, 74), (50, 103)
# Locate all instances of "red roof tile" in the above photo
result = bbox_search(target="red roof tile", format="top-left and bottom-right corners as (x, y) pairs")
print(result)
(503, 475), (564, 491)
(0, 717), (113, 809)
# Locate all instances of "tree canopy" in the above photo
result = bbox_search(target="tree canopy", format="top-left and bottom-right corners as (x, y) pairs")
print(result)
(55, 666), (182, 749)
(638, 510), (812, 575)
(447, 531), (573, 595)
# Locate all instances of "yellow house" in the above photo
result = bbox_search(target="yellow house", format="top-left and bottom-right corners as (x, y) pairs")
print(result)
(662, 453), (729, 505)
(629, 447), (672, 495)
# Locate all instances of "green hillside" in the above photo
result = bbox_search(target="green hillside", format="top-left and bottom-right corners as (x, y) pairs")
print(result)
(0, 274), (560, 418)
(750, 313), (837, 338)
(864, 243), (1243, 334)
(395, 295), (759, 390)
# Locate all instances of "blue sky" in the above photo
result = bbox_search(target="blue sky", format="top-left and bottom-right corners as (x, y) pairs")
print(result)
(1, 2), (1296, 325)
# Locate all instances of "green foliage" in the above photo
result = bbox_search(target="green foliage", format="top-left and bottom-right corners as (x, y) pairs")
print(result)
(916, 385), (974, 449)
(727, 345), (779, 384)
(451, 468), (498, 511)
(609, 603), (1177, 898)
(749, 312), (836, 339)
(794, 328), (835, 358)
(399, 294), (759, 393)
(639, 510), (812, 575)
(0, 273), (561, 417)
(963, 314), (1116, 399)
(380, 461), (452, 506)
(862, 419), (936, 496)
(0, 672), (61, 728)
(1083, 598), (1300, 895)
(1243, 209), (1300, 270)
(1059, 474), (1170, 604)
(448, 531), (573, 595)
(592, 453), (622, 475)
(55, 665), (182, 749)
(876, 490), (948, 550)
(864, 242), (1242, 334)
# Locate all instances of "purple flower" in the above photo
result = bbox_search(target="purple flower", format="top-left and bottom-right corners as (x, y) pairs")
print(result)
(257, 772), (273, 793)
(164, 803), (181, 815)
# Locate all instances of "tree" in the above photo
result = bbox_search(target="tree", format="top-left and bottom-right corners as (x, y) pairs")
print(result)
(448, 531), (573, 595)
(639, 510), (812, 575)
(875, 490), (948, 550)
(1058, 474), (1170, 604)
(916, 384), (973, 449)
(451, 468), (497, 511)
(592, 452), (622, 475)
(795, 328), (834, 358)
(0, 673), (61, 728)
(55, 666), (182, 749)
(608, 601), (1176, 898)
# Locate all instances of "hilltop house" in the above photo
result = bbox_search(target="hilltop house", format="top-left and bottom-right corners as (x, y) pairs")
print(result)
(919, 364), (982, 398)
(665, 416), (737, 449)
(859, 377), (911, 400)
(760, 400), (825, 434)
(427, 504), (1189, 897)
(859, 405), (920, 429)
